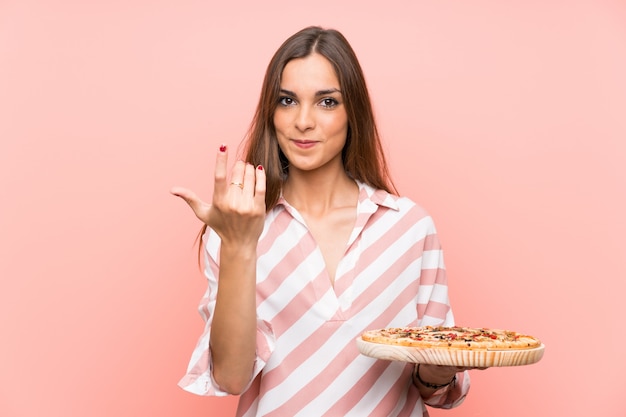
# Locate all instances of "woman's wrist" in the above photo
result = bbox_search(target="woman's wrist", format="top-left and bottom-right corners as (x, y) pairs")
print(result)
(413, 364), (456, 390)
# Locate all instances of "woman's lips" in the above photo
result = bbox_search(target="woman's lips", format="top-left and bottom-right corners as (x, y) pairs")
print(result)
(292, 139), (317, 149)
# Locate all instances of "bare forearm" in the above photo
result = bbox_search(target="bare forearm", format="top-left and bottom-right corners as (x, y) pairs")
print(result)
(210, 243), (258, 394)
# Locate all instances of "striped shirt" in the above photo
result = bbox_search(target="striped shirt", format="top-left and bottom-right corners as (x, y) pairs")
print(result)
(179, 182), (469, 416)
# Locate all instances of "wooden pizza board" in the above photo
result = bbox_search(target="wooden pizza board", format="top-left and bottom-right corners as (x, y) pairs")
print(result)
(356, 338), (545, 367)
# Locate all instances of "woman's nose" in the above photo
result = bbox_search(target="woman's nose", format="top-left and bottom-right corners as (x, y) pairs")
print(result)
(295, 105), (315, 131)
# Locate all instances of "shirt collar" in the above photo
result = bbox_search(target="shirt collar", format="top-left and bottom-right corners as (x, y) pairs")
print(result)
(357, 181), (399, 211)
(275, 181), (399, 212)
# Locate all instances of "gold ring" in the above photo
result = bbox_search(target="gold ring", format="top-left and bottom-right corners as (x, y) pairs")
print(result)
(230, 182), (244, 189)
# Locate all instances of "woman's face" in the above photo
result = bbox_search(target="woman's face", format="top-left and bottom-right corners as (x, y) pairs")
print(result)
(273, 53), (349, 174)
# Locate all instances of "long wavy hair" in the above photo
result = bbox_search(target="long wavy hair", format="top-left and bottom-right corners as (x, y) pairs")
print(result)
(197, 27), (397, 255)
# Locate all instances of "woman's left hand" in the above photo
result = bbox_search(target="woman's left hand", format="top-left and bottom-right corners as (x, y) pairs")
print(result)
(413, 364), (486, 397)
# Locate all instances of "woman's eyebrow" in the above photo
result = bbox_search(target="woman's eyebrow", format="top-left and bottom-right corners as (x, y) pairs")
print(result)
(315, 88), (342, 96)
(279, 88), (342, 97)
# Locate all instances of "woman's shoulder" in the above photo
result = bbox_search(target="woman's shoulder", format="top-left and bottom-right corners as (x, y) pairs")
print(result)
(391, 194), (437, 231)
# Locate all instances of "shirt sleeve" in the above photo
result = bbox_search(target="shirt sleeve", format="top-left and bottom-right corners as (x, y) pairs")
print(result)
(177, 229), (276, 396)
(416, 216), (471, 408)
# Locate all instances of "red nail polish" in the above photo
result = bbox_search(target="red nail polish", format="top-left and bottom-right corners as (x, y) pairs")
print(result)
(257, 165), (264, 170)
(219, 144), (227, 152)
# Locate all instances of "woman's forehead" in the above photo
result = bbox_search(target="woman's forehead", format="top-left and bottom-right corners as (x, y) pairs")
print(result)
(280, 54), (340, 93)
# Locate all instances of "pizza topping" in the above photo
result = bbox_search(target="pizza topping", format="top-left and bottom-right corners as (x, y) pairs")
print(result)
(361, 326), (542, 351)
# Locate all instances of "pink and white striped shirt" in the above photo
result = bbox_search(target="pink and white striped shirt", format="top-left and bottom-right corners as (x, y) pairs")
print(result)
(179, 182), (470, 416)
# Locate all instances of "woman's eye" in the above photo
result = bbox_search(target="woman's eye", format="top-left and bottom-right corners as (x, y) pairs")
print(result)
(320, 98), (338, 108)
(278, 96), (295, 106)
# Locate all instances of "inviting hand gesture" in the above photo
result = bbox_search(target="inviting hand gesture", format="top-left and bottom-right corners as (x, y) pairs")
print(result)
(170, 145), (266, 246)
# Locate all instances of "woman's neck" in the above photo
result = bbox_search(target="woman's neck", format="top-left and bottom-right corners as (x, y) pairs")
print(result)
(282, 168), (358, 217)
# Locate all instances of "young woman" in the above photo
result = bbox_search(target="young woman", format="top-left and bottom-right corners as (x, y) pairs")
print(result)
(172, 26), (473, 416)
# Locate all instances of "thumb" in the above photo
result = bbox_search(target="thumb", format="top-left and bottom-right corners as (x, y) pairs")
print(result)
(170, 186), (209, 220)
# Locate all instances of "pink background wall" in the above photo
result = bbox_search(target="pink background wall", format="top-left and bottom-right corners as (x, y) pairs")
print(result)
(1, 1), (625, 416)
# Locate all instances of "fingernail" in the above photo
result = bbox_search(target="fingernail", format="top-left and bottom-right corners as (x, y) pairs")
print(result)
(257, 165), (264, 171)
(219, 144), (227, 152)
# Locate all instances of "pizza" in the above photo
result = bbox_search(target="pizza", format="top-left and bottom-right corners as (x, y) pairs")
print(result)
(361, 326), (541, 351)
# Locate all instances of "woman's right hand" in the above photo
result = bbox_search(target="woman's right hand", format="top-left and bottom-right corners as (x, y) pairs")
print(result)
(172, 145), (265, 393)
(170, 145), (267, 247)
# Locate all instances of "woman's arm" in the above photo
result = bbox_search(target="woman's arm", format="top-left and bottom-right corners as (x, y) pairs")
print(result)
(414, 216), (471, 407)
(210, 238), (259, 394)
(172, 146), (266, 394)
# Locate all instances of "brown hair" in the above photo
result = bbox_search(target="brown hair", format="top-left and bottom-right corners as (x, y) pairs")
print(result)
(197, 27), (397, 258)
